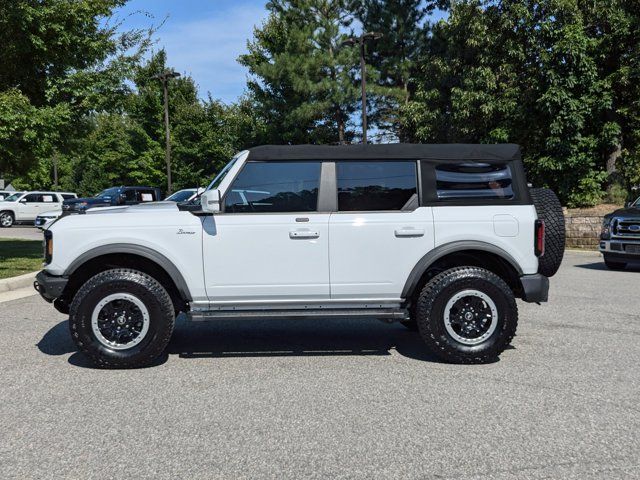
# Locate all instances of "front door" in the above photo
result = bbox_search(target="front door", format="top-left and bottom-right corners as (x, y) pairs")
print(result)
(328, 161), (435, 300)
(202, 161), (330, 305)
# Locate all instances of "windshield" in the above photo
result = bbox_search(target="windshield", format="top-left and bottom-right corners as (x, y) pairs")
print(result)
(3, 192), (23, 202)
(166, 189), (196, 202)
(95, 187), (120, 199)
(633, 196), (640, 207)
(207, 155), (240, 191)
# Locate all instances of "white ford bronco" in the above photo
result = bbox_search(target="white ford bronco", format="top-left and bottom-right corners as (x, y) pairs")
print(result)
(34, 144), (565, 368)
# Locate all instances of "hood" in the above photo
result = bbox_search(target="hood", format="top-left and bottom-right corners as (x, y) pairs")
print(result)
(604, 206), (640, 219)
(84, 201), (178, 215)
(63, 196), (112, 210)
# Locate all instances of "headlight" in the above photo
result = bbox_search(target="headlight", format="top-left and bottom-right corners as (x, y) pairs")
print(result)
(601, 218), (611, 239)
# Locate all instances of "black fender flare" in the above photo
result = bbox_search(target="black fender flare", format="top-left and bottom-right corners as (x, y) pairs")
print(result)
(401, 240), (524, 299)
(64, 243), (193, 302)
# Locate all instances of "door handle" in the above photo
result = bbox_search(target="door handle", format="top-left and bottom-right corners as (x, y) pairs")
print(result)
(395, 228), (425, 237)
(289, 230), (320, 239)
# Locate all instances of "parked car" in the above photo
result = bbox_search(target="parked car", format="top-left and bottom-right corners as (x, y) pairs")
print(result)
(34, 144), (565, 368)
(62, 186), (162, 214)
(35, 210), (63, 230)
(165, 187), (204, 202)
(0, 191), (76, 227)
(599, 195), (640, 269)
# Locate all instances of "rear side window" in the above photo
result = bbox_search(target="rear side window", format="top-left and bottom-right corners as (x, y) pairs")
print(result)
(336, 161), (417, 211)
(137, 189), (156, 202)
(225, 161), (321, 213)
(435, 163), (514, 200)
(61, 194), (75, 200)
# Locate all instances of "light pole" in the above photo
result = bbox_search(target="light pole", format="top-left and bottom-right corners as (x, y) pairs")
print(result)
(341, 32), (383, 145)
(152, 70), (181, 195)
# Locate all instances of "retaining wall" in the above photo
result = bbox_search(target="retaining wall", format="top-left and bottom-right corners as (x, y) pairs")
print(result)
(564, 210), (602, 249)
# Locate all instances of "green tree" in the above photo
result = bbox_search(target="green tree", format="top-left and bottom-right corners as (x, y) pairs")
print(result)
(0, 0), (152, 178)
(239, 0), (359, 144)
(402, 0), (640, 207)
(353, 0), (432, 139)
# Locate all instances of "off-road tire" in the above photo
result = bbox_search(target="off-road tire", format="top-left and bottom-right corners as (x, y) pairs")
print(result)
(0, 211), (14, 228)
(603, 255), (626, 270)
(416, 267), (518, 364)
(69, 269), (175, 368)
(530, 187), (565, 277)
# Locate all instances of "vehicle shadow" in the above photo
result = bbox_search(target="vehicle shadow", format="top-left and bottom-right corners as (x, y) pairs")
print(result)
(38, 316), (497, 368)
(576, 261), (640, 271)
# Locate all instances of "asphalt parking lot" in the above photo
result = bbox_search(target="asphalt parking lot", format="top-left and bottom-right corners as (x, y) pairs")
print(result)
(0, 251), (638, 479)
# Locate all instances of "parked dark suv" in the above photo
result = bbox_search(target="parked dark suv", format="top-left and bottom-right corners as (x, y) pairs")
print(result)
(63, 186), (162, 214)
(599, 196), (640, 269)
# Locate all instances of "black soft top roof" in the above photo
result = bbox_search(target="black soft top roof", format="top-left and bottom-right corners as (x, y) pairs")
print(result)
(247, 144), (521, 162)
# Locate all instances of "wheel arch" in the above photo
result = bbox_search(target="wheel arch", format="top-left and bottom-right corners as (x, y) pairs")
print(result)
(60, 244), (192, 312)
(402, 241), (524, 301)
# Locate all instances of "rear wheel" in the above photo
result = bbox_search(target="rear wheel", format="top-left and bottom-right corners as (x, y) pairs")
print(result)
(416, 267), (518, 364)
(0, 211), (14, 227)
(604, 255), (626, 270)
(69, 269), (175, 368)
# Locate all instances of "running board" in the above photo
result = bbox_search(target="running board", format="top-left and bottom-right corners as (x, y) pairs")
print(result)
(186, 308), (410, 322)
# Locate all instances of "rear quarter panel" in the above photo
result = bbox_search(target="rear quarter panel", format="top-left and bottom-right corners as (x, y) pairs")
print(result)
(433, 205), (539, 274)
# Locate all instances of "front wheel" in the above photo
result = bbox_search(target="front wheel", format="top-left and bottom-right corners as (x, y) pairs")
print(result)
(69, 269), (175, 368)
(416, 267), (518, 364)
(0, 211), (14, 227)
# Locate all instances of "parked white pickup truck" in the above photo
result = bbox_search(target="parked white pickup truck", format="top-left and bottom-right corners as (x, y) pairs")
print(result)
(34, 144), (565, 368)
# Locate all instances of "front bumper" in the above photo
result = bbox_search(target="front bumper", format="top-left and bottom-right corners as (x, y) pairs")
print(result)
(33, 270), (68, 302)
(520, 274), (549, 303)
(599, 239), (640, 258)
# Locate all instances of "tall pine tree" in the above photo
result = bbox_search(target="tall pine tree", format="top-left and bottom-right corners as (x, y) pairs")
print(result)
(239, 0), (359, 144)
(354, 0), (432, 140)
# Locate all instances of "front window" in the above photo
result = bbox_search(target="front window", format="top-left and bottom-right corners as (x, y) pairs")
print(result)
(633, 196), (640, 207)
(207, 156), (239, 192)
(96, 187), (120, 199)
(166, 189), (196, 202)
(224, 161), (321, 213)
(3, 192), (24, 202)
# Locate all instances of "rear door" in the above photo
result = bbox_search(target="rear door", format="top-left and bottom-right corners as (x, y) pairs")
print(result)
(328, 161), (434, 300)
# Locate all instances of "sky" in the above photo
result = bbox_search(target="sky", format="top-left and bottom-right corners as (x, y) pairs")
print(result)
(112, 0), (270, 103)
(112, 1), (447, 105)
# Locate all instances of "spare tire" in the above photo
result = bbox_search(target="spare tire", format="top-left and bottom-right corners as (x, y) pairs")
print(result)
(530, 188), (565, 277)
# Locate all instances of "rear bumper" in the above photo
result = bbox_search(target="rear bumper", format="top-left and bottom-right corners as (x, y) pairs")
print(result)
(33, 270), (68, 302)
(520, 274), (549, 303)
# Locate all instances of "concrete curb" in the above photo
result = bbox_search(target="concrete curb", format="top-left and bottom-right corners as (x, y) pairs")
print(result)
(0, 271), (38, 293)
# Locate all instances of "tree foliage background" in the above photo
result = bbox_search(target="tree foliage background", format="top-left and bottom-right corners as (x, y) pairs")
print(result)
(0, 0), (638, 206)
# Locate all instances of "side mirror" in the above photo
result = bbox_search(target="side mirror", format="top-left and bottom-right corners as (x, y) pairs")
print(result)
(19, 198), (27, 203)
(201, 189), (221, 213)
(625, 201), (630, 208)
